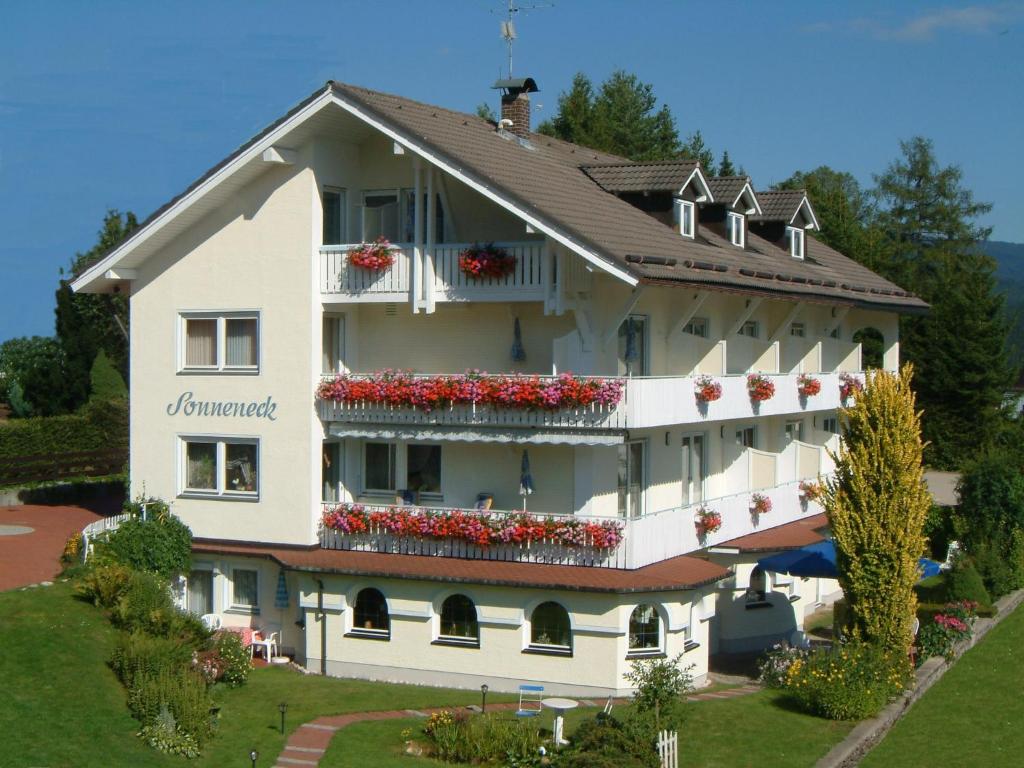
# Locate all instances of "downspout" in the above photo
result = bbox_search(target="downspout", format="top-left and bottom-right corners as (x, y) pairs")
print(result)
(316, 578), (327, 676)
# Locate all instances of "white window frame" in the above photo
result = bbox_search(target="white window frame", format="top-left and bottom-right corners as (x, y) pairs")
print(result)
(683, 317), (709, 338)
(784, 419), (805, 443)
(681, 431), (707, 506)
(322, 439), (344, 503)
(676, 199), (696, 238)
(787, 225), (805, 259)
(726, 211), (745, 247)
(525, 600), (573, 655)
(229, 568), (260, 614)
(178, 310), (260, 374)
(739, 320), (759, 338)
(322, 314), (346, 375)
(178, 435), (260, 500)
(822, 416), (840, 435)
(627, 603), (665, 658)
(185, 565), (216, 616)
(618, 439), (647, 519)
(736, 425), (757, 449)
(322, 186), (348, 245)
(618, 313), (650, 377)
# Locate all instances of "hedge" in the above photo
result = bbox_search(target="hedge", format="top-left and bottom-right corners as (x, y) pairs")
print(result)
(0, 398), (127, 459)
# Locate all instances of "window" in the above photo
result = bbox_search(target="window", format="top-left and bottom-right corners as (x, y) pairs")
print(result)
(231, 569), (259, 611)
(364, 442), (397, 493)
(784, 420), (805, 444)
(180, 312), (259, 373)
(746, 566), (768, 604)
(726, 211), (745, 247)
(822, 416), (839, 434)
(361, 190), (445, 243)
(683, 317), (708, 338)
(438, 594), (479, 645)
(181, 437), (259, 497)
(351, 588), (390, 637)
(738, 320), (759, 338)
(681, 433), (706, 505)
(322, 315), (345, 375)
(787, 226), (805, 259)
(676, 199), (695, 238)
(790, 322), (806, 338)
(323, 441), (342, 503)
(736, 426), (756, 449)
(187, 569), (214, 615)
(617, 440), (645, 518)
(403, 190), (446, 243)
(628, 604), (662, 656)
(529, 601), (571, 652)
(323, 187), (347, 245)
(407, 444), (442, 495)
(618, 315), (648, 376)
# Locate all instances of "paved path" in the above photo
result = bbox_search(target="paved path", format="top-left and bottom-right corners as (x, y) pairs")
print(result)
(272, 683), (761, 767)
(0, 505), (101, 590)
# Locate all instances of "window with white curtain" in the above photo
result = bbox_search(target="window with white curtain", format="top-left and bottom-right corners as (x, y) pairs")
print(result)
(180, 436), (259, 498)
(180, 312), (259, 373)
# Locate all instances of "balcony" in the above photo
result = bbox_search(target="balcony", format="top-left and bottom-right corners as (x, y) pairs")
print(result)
(319, 241), (547, 304)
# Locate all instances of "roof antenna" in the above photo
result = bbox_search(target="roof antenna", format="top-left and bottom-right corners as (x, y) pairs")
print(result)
(495, 0), (553, 78)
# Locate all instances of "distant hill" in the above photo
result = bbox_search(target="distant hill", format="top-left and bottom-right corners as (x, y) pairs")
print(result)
(984, 240), (1024, 283)
(982, 241), (1024, 365)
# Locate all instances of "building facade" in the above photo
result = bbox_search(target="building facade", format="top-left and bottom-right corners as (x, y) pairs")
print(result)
(73, 79), (924, 695)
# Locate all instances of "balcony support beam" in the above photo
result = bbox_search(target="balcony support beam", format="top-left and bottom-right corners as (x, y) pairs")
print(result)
(769, 301), (806, 343)
(602, 287), (645, 346)
(822, 306), (850, 338)
(667, 291), (709, 339)
(542, 239), (554, 315)
(726, 297), (763, 338)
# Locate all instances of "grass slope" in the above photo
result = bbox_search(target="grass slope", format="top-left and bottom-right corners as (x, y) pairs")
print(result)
(861, 601), (1024, 766)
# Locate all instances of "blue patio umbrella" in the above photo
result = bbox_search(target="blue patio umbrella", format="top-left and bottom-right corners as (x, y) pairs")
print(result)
(758, 540), (942, 581)
(274, 570), (290, 609)
(519, 450), (535, 510)
(511, 317), (526, 362)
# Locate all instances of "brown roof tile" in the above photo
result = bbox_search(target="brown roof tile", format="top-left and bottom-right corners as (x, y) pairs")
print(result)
(716, 514), (829, 553)
(191, 539), (729, 593)
(580, 160), (700, 193)
(706, 176), (756, 208)
(750, 190), (808, 222)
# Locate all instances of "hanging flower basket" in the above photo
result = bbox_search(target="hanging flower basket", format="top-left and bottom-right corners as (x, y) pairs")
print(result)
(839, 372), (863, 402)
(458, 242), (516, 279)
(348, 237), (397, 271)
(694, 375), (722, 403)
(750, 492), (772, 515)
(797, 374), (821, 398)
(694, 506), (722, 537)
(747, 373), (775, 402)
(798, 480), (823, 502)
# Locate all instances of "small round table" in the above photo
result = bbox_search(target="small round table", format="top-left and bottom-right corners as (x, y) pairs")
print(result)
(541, 697), (579, 746)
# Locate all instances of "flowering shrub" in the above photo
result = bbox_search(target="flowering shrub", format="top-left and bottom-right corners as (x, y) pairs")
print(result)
(694, 506), (722, 537)
(322, 504), (625, 550)
(799, 480), (823, 502)
(694, 374), (722, 403)
(917, 600), (977, 663)
(839, 372), (863, 401)
(348, 237), (397, 270)
(423, 710), (543, 764)
(317, 370), (624, 412)
(758, 644), (808, 688)
(784, 640), (911, 720)
(747, 373), (775, 402)
(214, 630), (253, 686)
(750, 492), (772, 516)
(797, 374), (821, 398)
(458, 242), (516, 279)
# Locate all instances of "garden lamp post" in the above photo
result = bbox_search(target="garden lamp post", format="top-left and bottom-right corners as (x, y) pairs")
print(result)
(480, 683), (489, 713)
(249, 748), (259, 767)
(279, 702), (288, 735)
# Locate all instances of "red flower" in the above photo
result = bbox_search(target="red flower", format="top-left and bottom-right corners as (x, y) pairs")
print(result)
(797, 374), (821, 398)
(348, 237), (397, 270)
(747, 374), (775, 402)
(458, 243), (516, 279)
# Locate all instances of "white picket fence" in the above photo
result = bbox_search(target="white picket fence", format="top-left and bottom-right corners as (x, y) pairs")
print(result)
(80, 512), (132, 560)
(658, 730), (678, 768)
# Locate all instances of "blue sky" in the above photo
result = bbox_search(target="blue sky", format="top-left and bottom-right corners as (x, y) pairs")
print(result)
(1, 1), (1022, 340)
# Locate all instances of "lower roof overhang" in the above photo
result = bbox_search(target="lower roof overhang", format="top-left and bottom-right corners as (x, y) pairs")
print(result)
(709, 513), (830, 555)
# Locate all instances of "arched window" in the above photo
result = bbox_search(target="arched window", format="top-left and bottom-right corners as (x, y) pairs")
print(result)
(439, 594), (479, 643)
(529, 601), (571, 651)
(628, 604), (662, 655)
(352, 588), (389, 636)
(747, 566), (767, 604)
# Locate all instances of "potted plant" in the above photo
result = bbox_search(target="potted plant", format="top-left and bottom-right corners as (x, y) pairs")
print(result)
(348, 237), (397, 271)
(839, 372), (863, 402)
(797, 373), (821, 398)
(747, 373), (775, 402)
(694, 374), (722, 403)
(458, 242), (516, 279)
(694, 506), (722, 537)
(798, 480), (823, 502)
(750, 492), (772, 515)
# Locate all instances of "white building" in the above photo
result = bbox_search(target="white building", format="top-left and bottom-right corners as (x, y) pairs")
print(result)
(72, 79), (925, 695)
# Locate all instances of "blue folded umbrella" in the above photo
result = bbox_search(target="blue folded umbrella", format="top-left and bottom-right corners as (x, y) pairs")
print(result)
(758, 540), (941, 581)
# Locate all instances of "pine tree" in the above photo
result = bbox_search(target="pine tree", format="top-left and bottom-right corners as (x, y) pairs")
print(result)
(680, 130), (715, 174)
(717, 150), (736, 177)
(825, 366), (931, 651)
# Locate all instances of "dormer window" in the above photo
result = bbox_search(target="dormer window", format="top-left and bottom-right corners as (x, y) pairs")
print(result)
(726, 211), (745, 247)
(787, 226), (805, 259)
(675, 199), (696, 238)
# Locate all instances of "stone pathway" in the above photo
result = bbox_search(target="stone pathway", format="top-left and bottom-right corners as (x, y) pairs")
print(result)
(0, 505), (102, 590)
(271, 683), (761, 767)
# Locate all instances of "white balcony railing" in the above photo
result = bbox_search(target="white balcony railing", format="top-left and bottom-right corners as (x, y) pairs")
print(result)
(432, 242), (546, 301)
(319, 244), (411, 299)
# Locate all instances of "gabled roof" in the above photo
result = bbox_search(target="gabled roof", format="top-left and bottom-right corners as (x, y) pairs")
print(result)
(580, 160), (712, 199)
(706, 176), (762, 214)
(72, 80), (925, 313)
(751, 189), (820, 230)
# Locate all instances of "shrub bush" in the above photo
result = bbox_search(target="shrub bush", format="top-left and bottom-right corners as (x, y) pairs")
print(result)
(75, 562), (134, 608)
(138, 717), (201, 759)
(111, 569), (177, 633)
(623, 652), (693, 730)
(213, 630), (253, 687)
(100, 501), (191, 578)
(558, 715), (659, 768)
(126, 669), (214, 747)
(111, 632), (194, 690)
(0, 397), (127, 459)
(758, 644), (809, 689)
(784, 641), (911, 720)
(945, 559), (992, 606)
(423, 710), (543, 764)
(916, 600), (978, 663)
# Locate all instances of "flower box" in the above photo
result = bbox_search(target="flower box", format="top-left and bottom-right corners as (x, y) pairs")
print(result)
(458, 243), (516, 279)
(750, 492), (772, 515)
(747, 373), (775, 402)
(694, 506), (722, 537)
(694, 375), (722, 403)
(839, 372), (863, 402)
(348, 237), (397, 271)
(798, 480), (823, 502)
(797, 374), (821, 398)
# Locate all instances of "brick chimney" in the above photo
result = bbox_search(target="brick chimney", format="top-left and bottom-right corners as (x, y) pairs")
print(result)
(492, 78), (539, 138)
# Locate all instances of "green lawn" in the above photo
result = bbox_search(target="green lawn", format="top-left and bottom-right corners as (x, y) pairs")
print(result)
(861, 600), (1024, 766)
